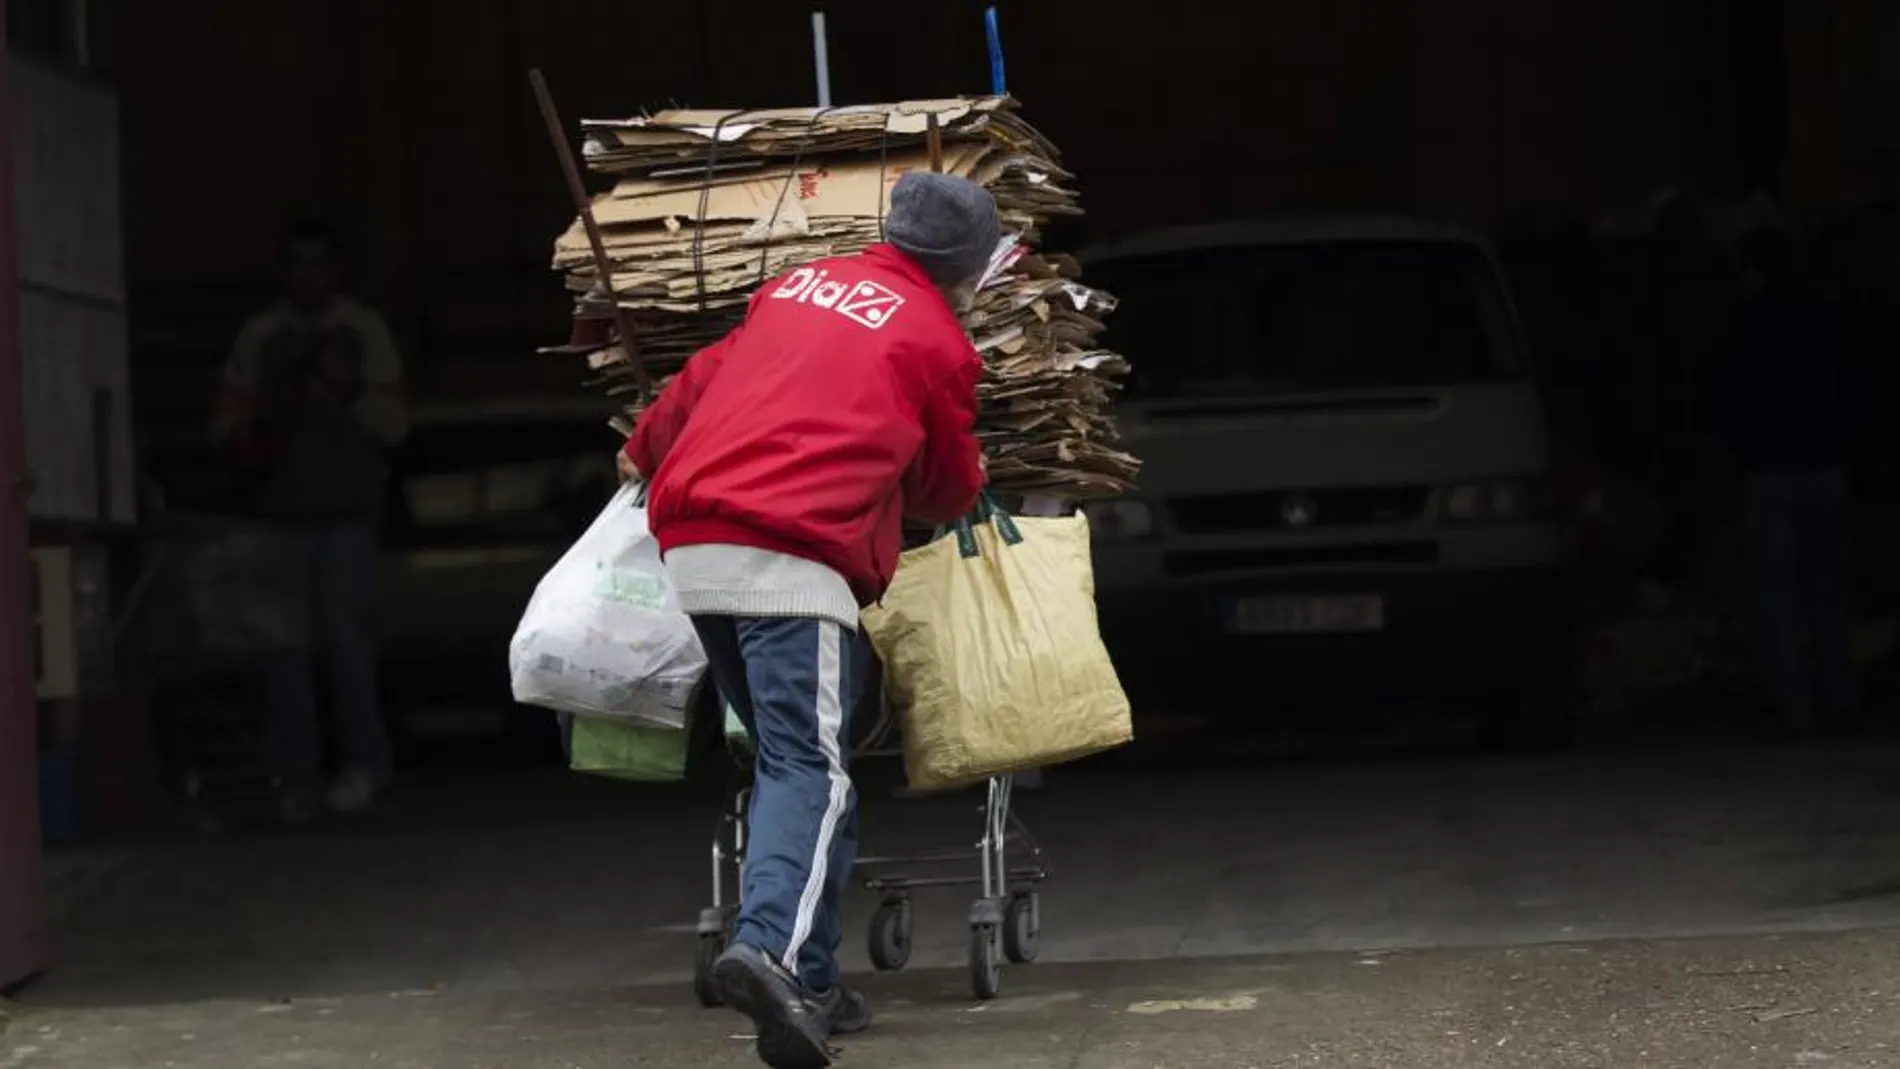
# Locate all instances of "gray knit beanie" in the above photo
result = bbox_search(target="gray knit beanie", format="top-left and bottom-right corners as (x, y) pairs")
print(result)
(884, 173), (1001, 286)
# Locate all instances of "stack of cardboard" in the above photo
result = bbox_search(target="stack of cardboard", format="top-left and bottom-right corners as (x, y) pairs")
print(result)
(545, 96), (1138, 500)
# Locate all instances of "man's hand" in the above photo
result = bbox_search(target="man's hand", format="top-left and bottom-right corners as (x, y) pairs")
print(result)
(617, 450), (641, 484)
(303, 335), (363, 403)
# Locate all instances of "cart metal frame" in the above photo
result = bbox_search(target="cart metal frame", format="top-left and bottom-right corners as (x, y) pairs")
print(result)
(692, 694), (1049, 1004)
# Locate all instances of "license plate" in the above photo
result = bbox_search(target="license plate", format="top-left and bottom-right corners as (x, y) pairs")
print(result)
(1228, 595), (1385, 634)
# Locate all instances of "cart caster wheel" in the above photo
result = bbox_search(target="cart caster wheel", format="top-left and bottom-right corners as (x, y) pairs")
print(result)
(868, 897), (913, 972)
(1003, 892), (1040, 965)
(693, 932), (727, 1008)
(970, 924), (1002, 1001)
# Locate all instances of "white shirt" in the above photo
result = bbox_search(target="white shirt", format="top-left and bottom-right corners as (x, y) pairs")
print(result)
(664, 544), (859, 630)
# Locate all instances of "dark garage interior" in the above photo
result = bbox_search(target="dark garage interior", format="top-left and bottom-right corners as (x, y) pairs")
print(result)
(6, 1), (1900, 1064)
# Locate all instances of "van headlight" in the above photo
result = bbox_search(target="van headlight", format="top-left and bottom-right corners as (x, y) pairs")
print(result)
(1083, 500), (1155, 541)
(1442, 477), (1553, 525)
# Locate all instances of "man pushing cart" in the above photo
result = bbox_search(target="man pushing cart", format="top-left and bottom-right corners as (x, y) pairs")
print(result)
(620, 172), (998, 1069)
(695, 689), (1050, 1007)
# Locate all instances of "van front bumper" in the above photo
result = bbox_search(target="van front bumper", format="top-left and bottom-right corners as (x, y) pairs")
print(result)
(1096, 565), (1572, 701)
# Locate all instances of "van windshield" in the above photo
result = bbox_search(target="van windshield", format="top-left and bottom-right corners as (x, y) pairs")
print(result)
(1089, 239), (1524, 399)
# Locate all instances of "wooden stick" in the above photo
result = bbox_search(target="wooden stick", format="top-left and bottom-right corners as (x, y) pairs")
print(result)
(926, 112), (944, 173)
(529, 69), (654, 397)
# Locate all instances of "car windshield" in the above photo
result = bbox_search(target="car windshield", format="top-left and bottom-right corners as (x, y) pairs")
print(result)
(1089, 238), (1524, 399)
(387, 416), (619, 548)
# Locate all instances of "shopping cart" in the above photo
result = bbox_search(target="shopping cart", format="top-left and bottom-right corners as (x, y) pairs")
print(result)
(124, 507), (316, 829)
(692, 690), (1049, 1004)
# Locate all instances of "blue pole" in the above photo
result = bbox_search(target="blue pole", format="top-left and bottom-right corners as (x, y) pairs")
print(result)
(984, 6), (1007, 96)
(812, 11), (832, 107)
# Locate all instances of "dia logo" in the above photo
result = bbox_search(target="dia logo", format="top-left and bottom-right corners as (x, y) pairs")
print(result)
(771, 266), (907, 330)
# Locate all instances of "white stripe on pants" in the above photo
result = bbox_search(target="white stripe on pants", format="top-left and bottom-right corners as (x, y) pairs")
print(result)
(780, 619), (850, 975)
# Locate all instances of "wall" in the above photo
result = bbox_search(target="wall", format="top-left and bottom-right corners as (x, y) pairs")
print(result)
(13, 59), (133, 526)
(0, 19), (48, 995)
(112, 1), (1754, 284)
(1786, 0), (1900, 203)
(104, 0), (1766, 420)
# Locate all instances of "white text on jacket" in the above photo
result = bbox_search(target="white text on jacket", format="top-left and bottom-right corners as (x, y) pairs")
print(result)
(770, 266), (907, 331)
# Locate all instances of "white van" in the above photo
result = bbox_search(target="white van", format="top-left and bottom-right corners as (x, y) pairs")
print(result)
(1080, 219), (1570, 740)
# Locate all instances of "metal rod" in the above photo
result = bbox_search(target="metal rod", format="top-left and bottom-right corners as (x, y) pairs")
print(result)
(857, 853), (979, 867)
(91, 387), (112, 522)
(863, 875), (983, 891)
(71, 0), (91, 71)
(863, 869), (1047, 893)
(979, 776), (998, 896)
(811, 12), (832, 107)
(528, 69), (654, 396)
(926, 112), (944, 173)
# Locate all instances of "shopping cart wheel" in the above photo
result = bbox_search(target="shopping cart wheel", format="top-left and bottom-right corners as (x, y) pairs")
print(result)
(693, 932), (727, 1008)
(1002, 892), (1040, 965)
(868, 897), (913, 972)
(969, 924), (1002, 1001)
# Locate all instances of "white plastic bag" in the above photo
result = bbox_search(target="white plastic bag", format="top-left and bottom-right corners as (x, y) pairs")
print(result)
(508, 483), (706, 728)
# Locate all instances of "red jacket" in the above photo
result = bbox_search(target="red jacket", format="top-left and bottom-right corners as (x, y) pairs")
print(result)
(625, 244), (986, 605)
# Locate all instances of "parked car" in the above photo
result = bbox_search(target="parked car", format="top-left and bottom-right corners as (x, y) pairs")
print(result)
(1080, 219), (1572, 743)
(127, 393), (627, 793)
(376, 397), (623, 757)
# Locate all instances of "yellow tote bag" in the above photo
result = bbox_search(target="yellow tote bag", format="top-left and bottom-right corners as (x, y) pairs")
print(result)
(861, 500), (1133, 792)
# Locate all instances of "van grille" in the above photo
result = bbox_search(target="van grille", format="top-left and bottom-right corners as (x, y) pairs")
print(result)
(1167, 487), (1430, 534)
(1163, 542), (1439, 578)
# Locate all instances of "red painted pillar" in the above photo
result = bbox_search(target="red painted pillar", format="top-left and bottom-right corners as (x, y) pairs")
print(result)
(0, 7), (49, 990)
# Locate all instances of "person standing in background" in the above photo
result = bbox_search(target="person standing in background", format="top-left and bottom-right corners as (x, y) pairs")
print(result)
(1703, 227), (1861, 737)
(213, 220), (409, 821)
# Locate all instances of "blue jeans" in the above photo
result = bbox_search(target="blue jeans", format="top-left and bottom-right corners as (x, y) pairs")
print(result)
(1744, 469), (1860, 731)
(261, 523), (390, 803)
(692, 615), (872, 992)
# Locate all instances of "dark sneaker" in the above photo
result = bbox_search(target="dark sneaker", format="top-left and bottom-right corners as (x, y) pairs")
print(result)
(711, 944), (834, 1069)
(324, 767), (385, 815)
(809, 985), (871, 1036)
(277, 794), (319, 827)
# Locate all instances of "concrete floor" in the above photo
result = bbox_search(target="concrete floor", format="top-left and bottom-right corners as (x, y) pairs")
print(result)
(12, 738), (1900, 1065)
(12, 931), (1900, 1067)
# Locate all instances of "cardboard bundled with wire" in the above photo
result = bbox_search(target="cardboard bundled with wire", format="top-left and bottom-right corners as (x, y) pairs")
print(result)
(543, 96), (1139, 501)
